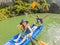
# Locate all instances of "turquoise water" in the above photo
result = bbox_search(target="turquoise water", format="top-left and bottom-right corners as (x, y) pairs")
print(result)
(47, 22), (60, 45)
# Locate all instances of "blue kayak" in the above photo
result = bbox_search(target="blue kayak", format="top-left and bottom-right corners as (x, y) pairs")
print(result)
(4, 24), (44, 45)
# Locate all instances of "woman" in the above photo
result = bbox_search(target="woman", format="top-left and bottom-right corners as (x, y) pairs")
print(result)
(15, 20), (33, 45)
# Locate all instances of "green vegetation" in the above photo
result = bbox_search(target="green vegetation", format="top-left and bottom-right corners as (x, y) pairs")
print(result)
(0, 0), (60, 21)
(0, 13), (60, 45)
(0, 0), (49, 21)
(0, 0), (60, 45)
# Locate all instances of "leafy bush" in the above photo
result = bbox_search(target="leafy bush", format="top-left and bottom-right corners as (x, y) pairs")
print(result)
(31, 0), (49, 13)
(0, 9), (7, 20)
(0, 0), (50, 21)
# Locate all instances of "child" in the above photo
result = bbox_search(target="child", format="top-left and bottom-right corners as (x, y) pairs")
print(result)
(15, 20), (34, 45)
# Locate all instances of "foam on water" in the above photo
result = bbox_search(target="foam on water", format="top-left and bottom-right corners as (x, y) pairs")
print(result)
(47, 22), (60, 45)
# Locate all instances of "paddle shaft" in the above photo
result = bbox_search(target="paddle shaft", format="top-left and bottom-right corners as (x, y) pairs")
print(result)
(42, 14), (50, 20)
(30, 37), (35, 45)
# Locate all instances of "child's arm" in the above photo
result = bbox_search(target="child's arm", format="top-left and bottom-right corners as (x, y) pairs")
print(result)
(27, 25), (32, 32)
(27, 25), (33, 36)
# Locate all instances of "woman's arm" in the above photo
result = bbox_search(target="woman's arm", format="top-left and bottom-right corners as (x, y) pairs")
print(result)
(30, 15), (36, 19)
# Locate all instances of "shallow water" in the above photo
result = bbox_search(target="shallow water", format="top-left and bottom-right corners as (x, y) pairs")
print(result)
(47, 22), (60, 45)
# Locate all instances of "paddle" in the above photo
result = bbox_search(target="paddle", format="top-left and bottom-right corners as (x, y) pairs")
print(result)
(31, 1), (37, 9)
(30, 13), (50, 20)
(33, 38), (48, 45)
(30, 37), (35, 45)
(42, 13), (50, 20)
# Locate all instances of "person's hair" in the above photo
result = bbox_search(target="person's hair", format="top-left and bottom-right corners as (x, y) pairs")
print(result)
(20, 20), (28, 25)
(26, 21), (28, 24)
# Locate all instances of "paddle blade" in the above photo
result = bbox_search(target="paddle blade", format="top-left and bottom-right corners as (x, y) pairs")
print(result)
(31, 1), (37, 8)
(38, 40), (48, 45)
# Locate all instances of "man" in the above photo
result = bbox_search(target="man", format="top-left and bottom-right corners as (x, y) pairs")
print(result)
(31, 15), (43, 26)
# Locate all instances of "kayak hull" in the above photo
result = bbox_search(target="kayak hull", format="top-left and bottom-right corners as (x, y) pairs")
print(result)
(4, 24), (44, 45)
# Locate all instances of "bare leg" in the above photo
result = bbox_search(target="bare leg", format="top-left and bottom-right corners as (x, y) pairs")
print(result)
(14, 34), (21, 42)
(15, 33), (33, 45)
(15, 37), (26, 45)
(19, 37), (26, 44)
(32, 26), (37, 31)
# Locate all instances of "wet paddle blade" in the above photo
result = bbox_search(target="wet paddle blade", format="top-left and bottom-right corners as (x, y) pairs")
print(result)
(31, 1), (37, 8)
(38, 40), (48, 45)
